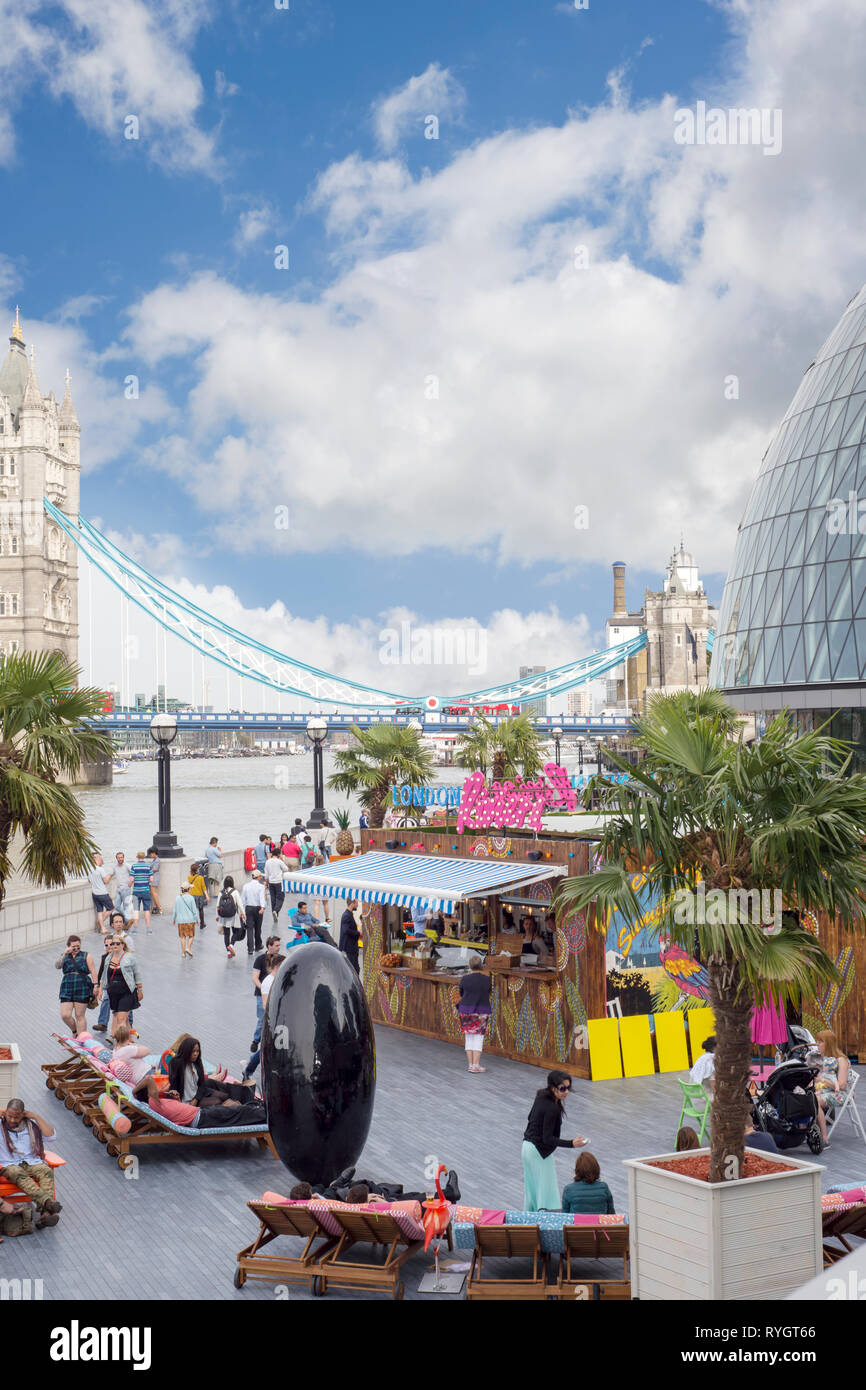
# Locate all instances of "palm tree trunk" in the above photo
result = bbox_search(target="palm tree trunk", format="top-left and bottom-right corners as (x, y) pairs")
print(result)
(0, 807), (12, 914)
(492, 751), (505, 781)
(368, 791), (387, 828)
(706, 955), (753, 1182)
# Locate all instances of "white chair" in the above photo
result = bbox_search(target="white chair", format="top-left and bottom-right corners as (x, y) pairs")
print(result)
(827, 1068), (866, 1148)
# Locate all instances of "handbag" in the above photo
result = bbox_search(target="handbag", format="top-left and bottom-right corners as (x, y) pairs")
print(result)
(86, 993), (99, 1009)
(231, 922), (247, 943)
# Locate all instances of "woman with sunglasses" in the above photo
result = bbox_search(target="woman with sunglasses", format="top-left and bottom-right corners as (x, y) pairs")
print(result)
(522, 1069), (588, 1211)
(95, 934), (142, 1036)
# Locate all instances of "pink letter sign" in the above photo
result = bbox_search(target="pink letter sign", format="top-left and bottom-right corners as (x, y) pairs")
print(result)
(457, 762), (576, 834)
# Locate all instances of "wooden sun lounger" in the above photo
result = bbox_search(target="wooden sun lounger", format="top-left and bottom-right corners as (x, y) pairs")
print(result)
(92, 1087), (278, 1170)
(317, 1209), (430, 1301)
(235, 1202), (339, 1294)
(822, 1204), (866, 1266)
(466, 1224), (550, 1300)
(43, 1035), (277, 1169)
(556, 1223), (631, 1300)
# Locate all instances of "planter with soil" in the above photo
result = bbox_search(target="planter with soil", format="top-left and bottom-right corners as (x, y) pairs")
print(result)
(624, 1146), (823, 1300)
(0, 1043), (21, 1107)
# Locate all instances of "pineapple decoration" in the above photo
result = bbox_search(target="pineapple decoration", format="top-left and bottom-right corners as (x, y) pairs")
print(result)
(333, 806), (355, 858)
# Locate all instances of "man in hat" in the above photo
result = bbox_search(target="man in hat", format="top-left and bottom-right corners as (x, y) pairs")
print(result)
(241, 869), (267, 954)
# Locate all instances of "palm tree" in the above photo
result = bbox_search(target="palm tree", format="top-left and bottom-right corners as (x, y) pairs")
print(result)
(456, 713), (543, 782)
(554, 691), (866, 1183)
(328, 723), (435, 828)
(455, 716), (494, 777)
(0, 651), (114, 911)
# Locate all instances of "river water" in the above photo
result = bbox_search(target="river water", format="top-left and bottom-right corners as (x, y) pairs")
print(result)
(75, 753), (465, 860)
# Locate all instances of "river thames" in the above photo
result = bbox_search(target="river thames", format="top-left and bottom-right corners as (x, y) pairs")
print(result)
(75, 752), (465, 858)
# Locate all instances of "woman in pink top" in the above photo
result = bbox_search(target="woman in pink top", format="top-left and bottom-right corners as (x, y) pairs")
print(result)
(133, 1075), (267, 1128)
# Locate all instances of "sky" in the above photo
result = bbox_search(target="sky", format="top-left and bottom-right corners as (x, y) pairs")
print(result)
(2, 0), (866, 708)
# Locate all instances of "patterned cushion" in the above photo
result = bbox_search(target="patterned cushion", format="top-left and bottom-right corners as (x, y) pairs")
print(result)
(264, 1197), (438, 1242)
(309, 1201), (430, 1241)
(110, 1060), (135, 1083)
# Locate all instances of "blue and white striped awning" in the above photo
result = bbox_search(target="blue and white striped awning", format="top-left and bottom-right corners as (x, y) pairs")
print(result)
(285, 851), (566, 913)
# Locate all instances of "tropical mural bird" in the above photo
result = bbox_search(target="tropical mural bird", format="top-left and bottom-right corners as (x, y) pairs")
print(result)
(659, 936), (711, 1002)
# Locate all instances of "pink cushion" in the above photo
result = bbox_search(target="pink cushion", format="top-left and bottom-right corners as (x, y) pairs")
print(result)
(110, 1060), (135, 1083)
(571, 1213), (626, 1226)
(454, 1206), (506, 1225)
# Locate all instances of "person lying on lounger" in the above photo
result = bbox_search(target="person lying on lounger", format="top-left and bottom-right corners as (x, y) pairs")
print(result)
(168, 1036), (256, 1105)
(133, 1075), (266, 1129)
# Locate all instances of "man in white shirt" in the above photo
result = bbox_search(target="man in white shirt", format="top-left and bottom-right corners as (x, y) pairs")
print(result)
(88, 854), (114, 933)
(689, 1035), (716, 1095)
(264, 848), (286, 924)
(241, 870), (267, 954)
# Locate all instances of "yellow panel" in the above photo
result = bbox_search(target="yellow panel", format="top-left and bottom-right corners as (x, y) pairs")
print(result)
(654, 1011), (690, 1073)
(687, 1008), (716, 1063)
(588, 1017), (623, 1081)
(619, 1015), (655, 1078)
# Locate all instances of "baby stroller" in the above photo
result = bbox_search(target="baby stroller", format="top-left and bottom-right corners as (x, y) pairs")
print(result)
(777, 1022), (818, 1064)
(750, 1058), (824, 1153)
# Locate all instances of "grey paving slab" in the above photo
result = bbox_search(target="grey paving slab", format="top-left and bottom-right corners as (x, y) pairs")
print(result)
(1, 895), (864, 1300)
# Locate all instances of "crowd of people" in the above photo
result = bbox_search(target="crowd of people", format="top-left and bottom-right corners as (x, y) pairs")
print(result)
(29, 821), (855, 1254)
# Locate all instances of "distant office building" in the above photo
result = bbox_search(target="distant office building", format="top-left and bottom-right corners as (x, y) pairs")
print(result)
(519, 665), (547, 718)
(567, 687), (593, 718)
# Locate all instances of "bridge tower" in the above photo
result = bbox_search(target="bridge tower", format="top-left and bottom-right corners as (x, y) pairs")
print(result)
(0, 309), (80, 665)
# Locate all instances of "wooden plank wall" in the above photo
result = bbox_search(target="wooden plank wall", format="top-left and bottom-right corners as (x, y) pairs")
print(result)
(804, 911), (866, 1058)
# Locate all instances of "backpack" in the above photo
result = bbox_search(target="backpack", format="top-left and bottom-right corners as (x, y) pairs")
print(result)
(300, 843), (314, 867)
(217, 888), (237, 919)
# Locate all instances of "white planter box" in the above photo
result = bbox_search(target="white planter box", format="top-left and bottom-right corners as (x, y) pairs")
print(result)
(0, 1043), (21, 1107)
(624, 1147), (823, 1301)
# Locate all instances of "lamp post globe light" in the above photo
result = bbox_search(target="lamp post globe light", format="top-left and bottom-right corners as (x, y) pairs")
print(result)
(552, 726), (563, 767)
(305, 717), (329, 830)
(149, 713), (184, 858)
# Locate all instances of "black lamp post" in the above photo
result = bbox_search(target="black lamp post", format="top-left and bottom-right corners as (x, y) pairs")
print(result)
(306, 716), (328, 829)
(149, 713), (184, 857)
(577, 736), (585, 772)
(552, 726), (563, 767)
(594, 739), (602, 775)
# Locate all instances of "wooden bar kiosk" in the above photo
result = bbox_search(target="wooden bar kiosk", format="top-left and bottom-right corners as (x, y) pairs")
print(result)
(288, 828), (606, 1079)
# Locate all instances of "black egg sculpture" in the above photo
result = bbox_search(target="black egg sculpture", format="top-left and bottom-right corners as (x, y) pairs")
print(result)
(262, 942), (376, 1185)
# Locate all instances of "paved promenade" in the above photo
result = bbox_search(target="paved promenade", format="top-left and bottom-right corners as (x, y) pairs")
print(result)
(2, 895), (864, 1300)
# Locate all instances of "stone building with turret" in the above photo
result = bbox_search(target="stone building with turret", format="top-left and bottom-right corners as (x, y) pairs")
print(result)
(604, 545), (717, 713)
(0, 309), (80, 665)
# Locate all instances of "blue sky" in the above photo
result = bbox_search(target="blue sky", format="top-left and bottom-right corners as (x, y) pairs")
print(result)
(2, 0), (864, 703)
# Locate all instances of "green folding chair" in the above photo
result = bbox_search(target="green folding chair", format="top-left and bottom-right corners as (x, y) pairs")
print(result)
(676, 1079), (711, 1143)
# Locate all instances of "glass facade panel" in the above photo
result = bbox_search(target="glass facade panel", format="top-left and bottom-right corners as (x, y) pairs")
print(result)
(711, 284), (866, 695)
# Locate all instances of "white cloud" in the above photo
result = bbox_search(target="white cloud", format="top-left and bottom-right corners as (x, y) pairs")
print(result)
(0, 0), (216, 174)
(233, 205), (272, 250)
(55, 293), (108, 323)
(215, 69), (239, 100)
(372, 63), (466, 153)
(4, 309), (174, 470)
(98, 0), (866, 579)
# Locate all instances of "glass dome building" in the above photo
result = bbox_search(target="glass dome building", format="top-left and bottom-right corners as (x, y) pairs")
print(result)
(710, 284), (866, 764)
